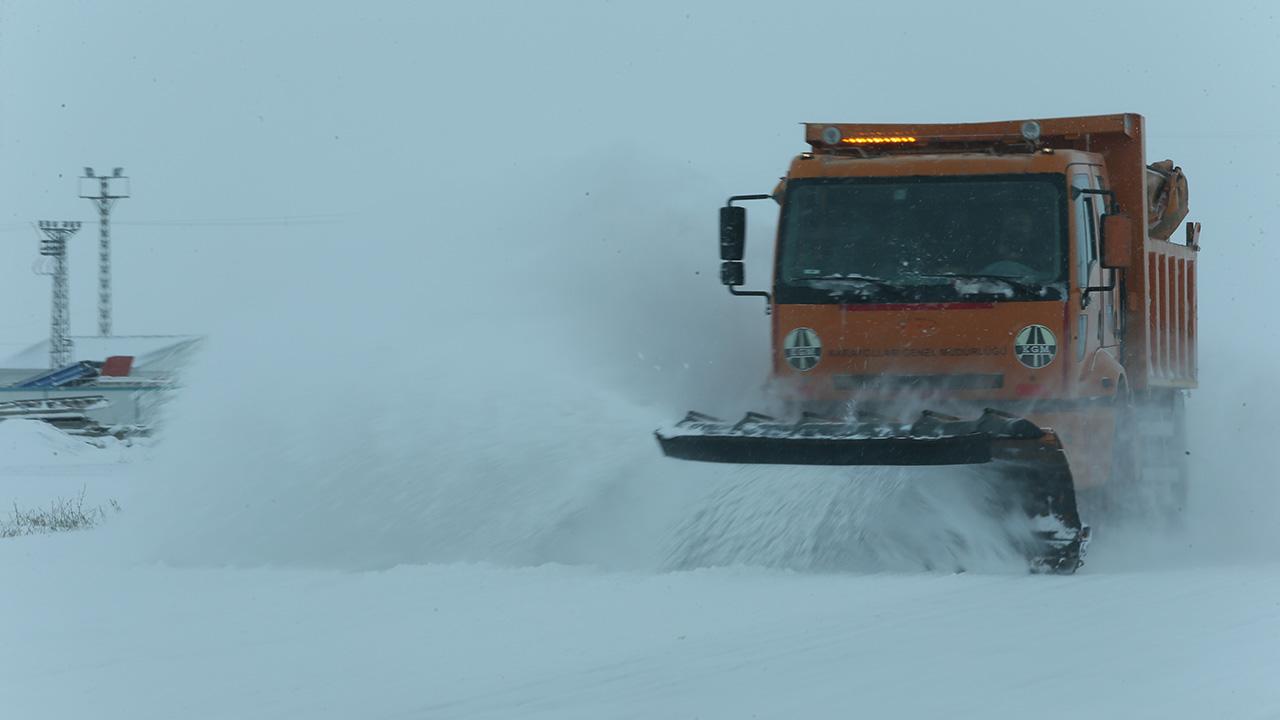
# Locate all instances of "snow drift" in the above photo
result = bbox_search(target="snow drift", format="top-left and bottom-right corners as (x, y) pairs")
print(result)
(118, 159), (1039, 573)
(0, 419), (98, 463)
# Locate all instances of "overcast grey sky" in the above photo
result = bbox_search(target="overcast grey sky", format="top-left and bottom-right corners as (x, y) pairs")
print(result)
(0, 0), (1275, 369)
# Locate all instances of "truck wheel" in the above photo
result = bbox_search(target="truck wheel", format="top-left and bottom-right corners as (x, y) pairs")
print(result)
(1094, 384), (1141, 523)
(1102, 389), (1189, 529)
(1136, 390), (1190, 528)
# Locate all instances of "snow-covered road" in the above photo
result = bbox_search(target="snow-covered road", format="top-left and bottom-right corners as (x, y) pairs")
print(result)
(5, 543), (1279, 719)
(1, 418), (1277, 720)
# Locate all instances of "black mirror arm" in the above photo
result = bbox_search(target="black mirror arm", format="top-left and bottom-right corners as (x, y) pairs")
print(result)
(1070, 186), (1120, 214)
(1083, 276), (1116, 296)
(728, 286), (772, 314)
(723, 194), (775, 313)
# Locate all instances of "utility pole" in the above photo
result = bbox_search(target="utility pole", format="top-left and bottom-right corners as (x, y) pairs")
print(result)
(79, 167), (130, 337)
(36, 221), (81, 368)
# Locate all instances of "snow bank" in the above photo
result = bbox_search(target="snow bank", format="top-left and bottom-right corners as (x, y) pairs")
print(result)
(0, 420), (139, 527)
(0, 419), (97, 463)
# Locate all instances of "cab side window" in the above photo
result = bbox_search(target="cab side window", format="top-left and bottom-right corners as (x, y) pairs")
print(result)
(1071, 173), (1098, 288)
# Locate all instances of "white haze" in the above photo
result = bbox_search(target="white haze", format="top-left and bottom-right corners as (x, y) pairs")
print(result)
(1, 1), (1277, 572)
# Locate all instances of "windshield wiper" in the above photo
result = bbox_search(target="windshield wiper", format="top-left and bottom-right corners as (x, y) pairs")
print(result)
(910, 273), (1047, 297)
(793, 274), (907, 299)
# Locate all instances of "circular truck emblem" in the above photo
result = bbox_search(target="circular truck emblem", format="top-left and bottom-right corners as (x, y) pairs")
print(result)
(783, 327), (822, 371)
(1014, 324), (1057, 369)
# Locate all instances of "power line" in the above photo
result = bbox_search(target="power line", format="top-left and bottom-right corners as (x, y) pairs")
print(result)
(0, 212), (357, 233)
(115, 214), (354, 227)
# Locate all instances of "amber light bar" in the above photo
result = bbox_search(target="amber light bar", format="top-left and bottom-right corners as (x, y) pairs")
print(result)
(839, 135), (918, 145)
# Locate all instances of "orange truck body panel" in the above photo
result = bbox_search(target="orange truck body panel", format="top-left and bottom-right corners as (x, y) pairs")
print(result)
(762, 114), (1197, 488)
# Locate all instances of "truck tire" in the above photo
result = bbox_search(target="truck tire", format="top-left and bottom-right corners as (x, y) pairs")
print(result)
(1136, 390), (1190, 527)
(1095, 388), (1189, 530)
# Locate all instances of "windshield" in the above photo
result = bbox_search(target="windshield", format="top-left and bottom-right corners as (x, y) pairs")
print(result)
(776, 175), (1067, 303)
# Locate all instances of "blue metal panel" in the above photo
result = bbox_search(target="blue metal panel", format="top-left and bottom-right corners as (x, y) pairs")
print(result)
(14, 361), (100, 388)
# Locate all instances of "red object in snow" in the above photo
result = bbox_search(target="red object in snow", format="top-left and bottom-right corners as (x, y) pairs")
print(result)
(100, 355), (134, 377)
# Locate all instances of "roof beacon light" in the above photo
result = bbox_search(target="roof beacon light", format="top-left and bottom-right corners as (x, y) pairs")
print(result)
(840, 135), (918, 145)
(821, 126), (842, 144)
(1020, 120), (1042, 142)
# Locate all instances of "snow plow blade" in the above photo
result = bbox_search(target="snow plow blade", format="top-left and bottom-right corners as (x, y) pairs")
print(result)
(656, 408), (1089, 573)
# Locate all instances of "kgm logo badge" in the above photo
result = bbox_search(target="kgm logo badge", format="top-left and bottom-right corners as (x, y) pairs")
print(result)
(1014, 324), (1057, 368)
(783, 327), (822, 372)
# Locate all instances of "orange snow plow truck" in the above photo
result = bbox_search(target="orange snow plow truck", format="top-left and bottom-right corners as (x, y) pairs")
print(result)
(657, 114), (1198, 573)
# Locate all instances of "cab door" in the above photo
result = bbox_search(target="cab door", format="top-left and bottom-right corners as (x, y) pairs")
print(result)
(1093, 168), (1122, 349)
(1069, 169), (1106, 369)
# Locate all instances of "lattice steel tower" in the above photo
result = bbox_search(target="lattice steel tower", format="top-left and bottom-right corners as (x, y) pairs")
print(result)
(79, 167), (130, 336)
(36, 221), (82, 368)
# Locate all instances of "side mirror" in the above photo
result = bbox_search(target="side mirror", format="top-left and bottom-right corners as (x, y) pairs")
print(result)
(716, 194), (774, 310)
(719, 206), (745, 261)
(720, 261), (744, 286)
(1101, 213), (1133, 269)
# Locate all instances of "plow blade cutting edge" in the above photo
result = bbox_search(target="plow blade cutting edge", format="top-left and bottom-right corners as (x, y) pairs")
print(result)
(655, 408), (1089, 573)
